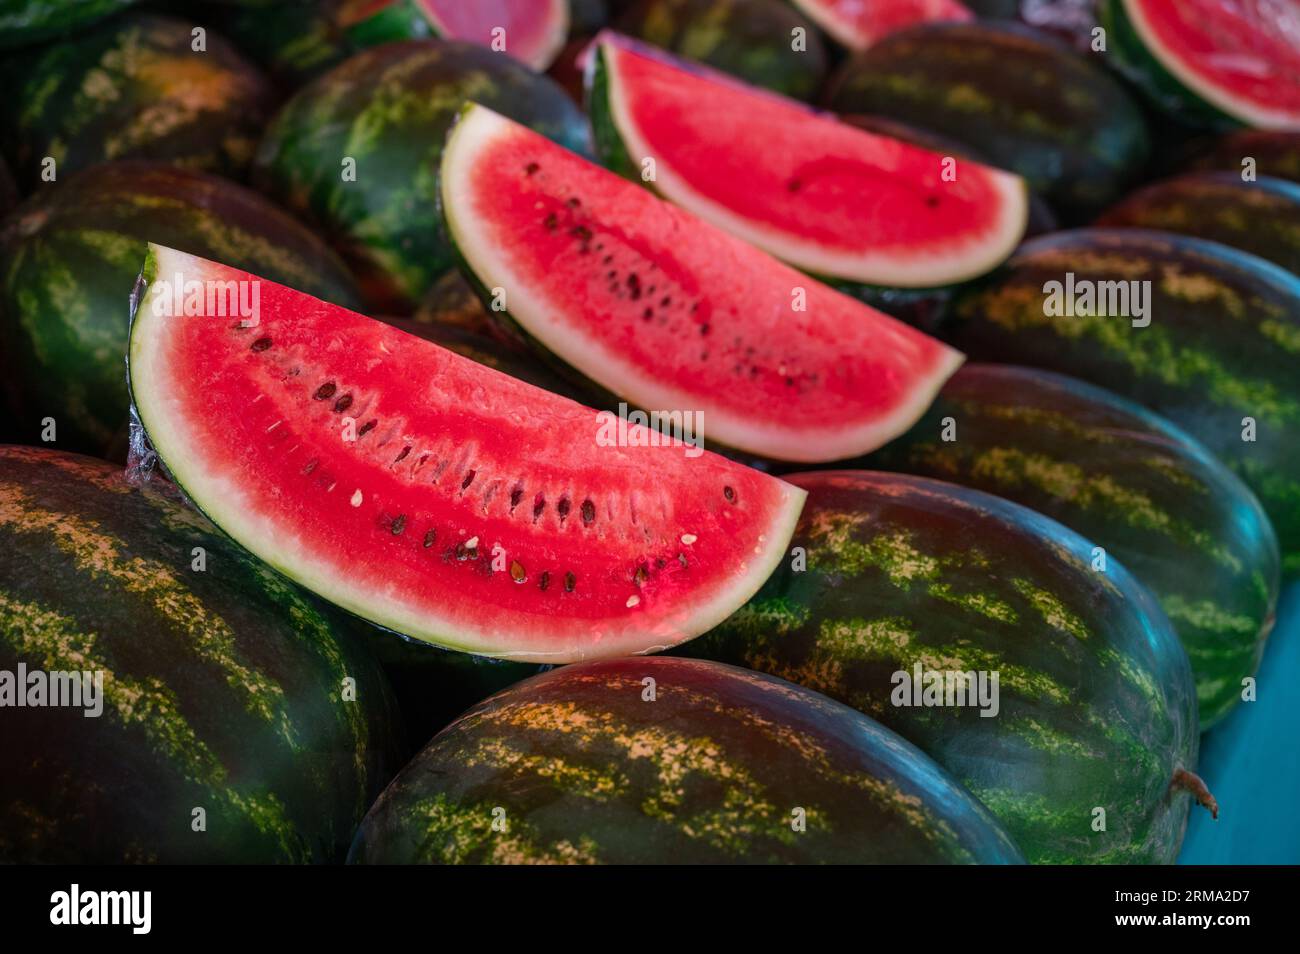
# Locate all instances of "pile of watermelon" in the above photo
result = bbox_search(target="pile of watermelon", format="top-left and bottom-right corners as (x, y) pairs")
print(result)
(1, 0), (1296, 865)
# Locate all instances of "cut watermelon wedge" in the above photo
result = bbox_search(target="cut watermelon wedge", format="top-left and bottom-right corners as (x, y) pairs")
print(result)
(588, 34), (1028, 288)
(442, 104), (966, 463)
(342, 0), (569, 71)
(1107, 0), (1300, 129)
(790, 0), (974, 50)
(127, 244), (805, 663)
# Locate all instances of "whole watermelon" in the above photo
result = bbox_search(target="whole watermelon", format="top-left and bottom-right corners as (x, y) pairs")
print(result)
(0, 161), (364, 457)
(349, 656), (1026, 864)
(1188, 130), (1300, 184)
(0, 446), (403, 863)
(0, 13), (275, 187)
(857, 363), (1280, 728)
(825, 22), (1150, 219)
(615, 0), (829, 101)
(1096, 173), (1300, 275)
(942, 229), (1300, 577)
(0, 0), (137, 50)
(681, 471), (1205, 864)
(253, 40), (590, 312)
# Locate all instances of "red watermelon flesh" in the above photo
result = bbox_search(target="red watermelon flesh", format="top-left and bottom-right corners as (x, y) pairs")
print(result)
(127, 244), (805, 663)
(592, 35), (1028, 287)
(791, 0), (974, 50)
(1120, 0), (1300, 128)
(409, 0), (569, 70)
(443, 104), (966, 463)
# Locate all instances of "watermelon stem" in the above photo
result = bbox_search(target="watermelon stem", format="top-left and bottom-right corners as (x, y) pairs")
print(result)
(1171, 768), (1219, 820)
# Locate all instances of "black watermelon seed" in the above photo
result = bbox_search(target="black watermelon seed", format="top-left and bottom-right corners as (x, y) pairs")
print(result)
(333, 394), (353, 413)
(544, 212), (558, 230)
(557, 497), (571, 521)
(423, 528), (436, 548)
(250, 337), (272, 352)
(581, 499), (595, 526)
(510, 486), (524, 510)
(394, 446), (411, 463)
(567, 197), (581, 208)
(461, 470), (476, 490)
(524, 162), (539, 175)
(634, 564), (648, 586)
(533, 494), (545, 520)
(564, 571), (576, 592)
(723, 485), (736, 502)
(313, 382), (336, 400)
(391, 514), (406, 535)
(538, 571), (550, 591)
(358, 419), (377, 437)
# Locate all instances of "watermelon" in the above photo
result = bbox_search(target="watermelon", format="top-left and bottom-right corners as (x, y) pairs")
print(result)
(857, 363), (1280, 728)
(0, 13), (275, 188)
(210, 0), (354, 88)
(941, 229), (1300, 576)
(415, 268), (498, 337)
(442, 104), (965, 463)
(681, 471), (1206, 864)
(127, 243), (805, 662)
(0, 161), (363, 458)
(252, 40), (589, 312)
(1103, 0), (1300, 130)
(340, 0), (571, 71)
(1188, 129), (1300, 182)
(1096, 172), (1300, 274)
(0, 0), (137, 50)
(825, 22), (1152, 218)
(588, 34), (1029, 288)
(788, 0), (973, 51)
(349, 656), (1026, 863)
(0, 446), (402, 863)
(613, 0), (829, 102)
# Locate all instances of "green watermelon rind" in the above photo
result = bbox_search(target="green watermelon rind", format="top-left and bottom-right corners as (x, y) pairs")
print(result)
(1101, 0), (1281, 131)
(587, 38), (1030, 290)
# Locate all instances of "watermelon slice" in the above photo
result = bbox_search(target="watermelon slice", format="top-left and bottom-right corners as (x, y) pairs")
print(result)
(588, 34), (1028, 288)
(1106, 0), (1300, 129)
(127, 244), (805, 663)
(442, 104), (966, 463)
(790, 0), (974, 50)
(341, 0), (570, 71)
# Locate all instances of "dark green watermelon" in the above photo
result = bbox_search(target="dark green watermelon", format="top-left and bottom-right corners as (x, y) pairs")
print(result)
(252, 40), (589, 312)
(0, 13), (275, 188)
(0, 446), (403, 863)
(206, 0), (353, 89)
(614, 0), (829, 102)
(1188, 130), (1300, 184)
(825, 21), (1150, 219)
(1096, 173), (1300, 275)
(0, 160), (363, 457)
(681, 471), (1205, 864)
(855, 363), (1279, 728)
(0, 0), (137, 50)
(349, 656), (1027, 863)
(941, 229), (1300, 577)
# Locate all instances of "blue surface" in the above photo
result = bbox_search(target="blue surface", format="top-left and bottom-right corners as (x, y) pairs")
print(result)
(1178, 582), (1300, 864)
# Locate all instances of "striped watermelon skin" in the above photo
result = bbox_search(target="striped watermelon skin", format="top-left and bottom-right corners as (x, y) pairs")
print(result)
(0, 0), (137, 50)
(0, 161), (363, 457)
(824, 22), (1151, 218)
(349, 656), (1026, 864)
(614, 0), (829, 102)
(252, 40), (589, 312)
(1188, 130), (1300, 183)
(0, 447), (402, 863)
(680, 471), (1201, 864)
(0, 13), (275, 188)
(1096, 173), (1300, 275)
(943, 229), (1300, 577)
(857, 364), (1279, 728)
